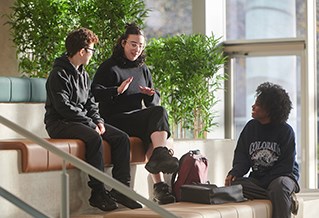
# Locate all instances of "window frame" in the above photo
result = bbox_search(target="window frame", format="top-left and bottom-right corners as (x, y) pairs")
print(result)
(193, 0), (317, 188)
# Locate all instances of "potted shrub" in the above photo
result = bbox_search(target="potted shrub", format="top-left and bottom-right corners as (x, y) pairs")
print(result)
(5, 0), (148, 78)
(146, 34), (227, 138)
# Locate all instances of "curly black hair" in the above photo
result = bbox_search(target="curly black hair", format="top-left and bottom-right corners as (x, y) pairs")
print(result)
(255, 82), (292, 123)
(111, 22), (146, 67)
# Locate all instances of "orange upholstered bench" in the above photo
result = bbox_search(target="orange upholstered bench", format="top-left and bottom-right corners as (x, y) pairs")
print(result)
(0, 137), (146, 173)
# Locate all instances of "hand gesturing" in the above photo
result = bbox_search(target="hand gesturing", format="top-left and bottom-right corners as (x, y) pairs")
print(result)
(139, 85), (155, 96)
(117, 77), (133, 94)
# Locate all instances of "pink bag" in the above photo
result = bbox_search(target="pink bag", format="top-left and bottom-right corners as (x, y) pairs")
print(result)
(171, 150), (209, 201)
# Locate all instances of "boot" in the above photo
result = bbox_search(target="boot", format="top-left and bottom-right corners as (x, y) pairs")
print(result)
(110, 189), (143, 209)
(153, 182), (176, 205)
(145, 147), (179, 174)
(89, 189), (118, 211)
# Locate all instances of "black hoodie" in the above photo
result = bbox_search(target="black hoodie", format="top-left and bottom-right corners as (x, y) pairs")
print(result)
(44, 54), (103, 129)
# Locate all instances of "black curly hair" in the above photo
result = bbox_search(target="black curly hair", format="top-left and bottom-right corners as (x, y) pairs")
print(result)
(255, 82), (292, 123)
(112, 22), (146, 67)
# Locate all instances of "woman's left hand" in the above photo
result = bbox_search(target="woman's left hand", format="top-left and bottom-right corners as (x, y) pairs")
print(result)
(139, 85), (155, 96)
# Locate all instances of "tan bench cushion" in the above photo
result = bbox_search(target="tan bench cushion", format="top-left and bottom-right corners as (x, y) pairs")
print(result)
(102, 137), (146, 165)
(0, 137), (146, 173)
(72, 200), (272, 218)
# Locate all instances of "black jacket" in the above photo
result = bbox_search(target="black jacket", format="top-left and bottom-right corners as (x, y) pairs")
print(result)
(44, 54), (103, 129)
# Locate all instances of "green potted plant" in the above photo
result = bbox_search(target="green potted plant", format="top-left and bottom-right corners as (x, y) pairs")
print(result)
(146, 34), (227, 139)
(5, 0), (148, 78)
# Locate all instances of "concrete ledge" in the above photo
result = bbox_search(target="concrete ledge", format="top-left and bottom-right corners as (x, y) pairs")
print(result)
(0, 103), (49, 139)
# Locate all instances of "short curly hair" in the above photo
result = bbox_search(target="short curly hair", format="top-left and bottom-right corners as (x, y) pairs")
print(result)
(65, 27), (99, 57)
(255, 82), (292, 123)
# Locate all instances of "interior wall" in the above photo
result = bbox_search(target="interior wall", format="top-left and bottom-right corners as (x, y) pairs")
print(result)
(0, 0), (19, 76)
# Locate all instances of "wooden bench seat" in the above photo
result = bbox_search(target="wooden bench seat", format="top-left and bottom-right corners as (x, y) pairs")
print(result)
(0, 137), (146, 173)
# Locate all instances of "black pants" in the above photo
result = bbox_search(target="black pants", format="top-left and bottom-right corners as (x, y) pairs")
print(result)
(46, 120), (130, 192)
(232, 176), (299, 218)
(106, 106), (171, 150)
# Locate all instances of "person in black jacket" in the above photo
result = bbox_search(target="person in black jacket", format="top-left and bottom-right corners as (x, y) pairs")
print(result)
(225, 82), (300, 218)
(44, 27), (142, 211)
(91, 23), (178, 205)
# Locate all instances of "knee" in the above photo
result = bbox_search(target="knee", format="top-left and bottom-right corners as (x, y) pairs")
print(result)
(116, 129), (129, 140)
(86, 131), (103, 145)
(106, 130), (130, 145)
(268, 176), (293, 196)
(121, 132), (130, 144)
(85, 133), (103, 155)
(152, 106), (168, 117)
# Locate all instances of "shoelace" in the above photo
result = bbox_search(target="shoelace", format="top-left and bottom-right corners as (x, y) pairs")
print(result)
(161, 183), (170, 192)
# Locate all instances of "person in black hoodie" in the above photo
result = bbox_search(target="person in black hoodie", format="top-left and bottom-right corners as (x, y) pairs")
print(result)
(225, 82), (300, 218)
(91, 23), (178, 205)
(44, 27), (142, 211)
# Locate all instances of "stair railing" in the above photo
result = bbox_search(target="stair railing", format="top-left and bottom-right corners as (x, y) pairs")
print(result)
(0, 115), (178, 218)
(0, 186), (50, 218)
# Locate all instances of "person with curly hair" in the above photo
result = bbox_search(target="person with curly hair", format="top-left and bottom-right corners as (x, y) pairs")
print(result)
(225, 82), (300, 218)
(91, 23), (178, 205)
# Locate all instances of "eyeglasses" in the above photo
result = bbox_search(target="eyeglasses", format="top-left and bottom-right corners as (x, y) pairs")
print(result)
(85, 47), (96, 54)
(125, 40), (145, 50)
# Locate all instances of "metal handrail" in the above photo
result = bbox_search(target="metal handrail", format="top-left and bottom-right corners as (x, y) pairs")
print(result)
(0, 115), (178, 218)
(0, 186), (50, 218)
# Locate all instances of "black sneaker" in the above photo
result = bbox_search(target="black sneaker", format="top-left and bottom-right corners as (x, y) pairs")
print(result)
(153, 182), (176, 205)
(110, 189), (142, 209)
(89, 190), (118, 211)
(291, 192), (299, 215)
(145, 147), (179, 174)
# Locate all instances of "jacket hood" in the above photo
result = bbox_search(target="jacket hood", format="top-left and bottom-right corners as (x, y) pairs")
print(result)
(53, 54), (84, 74)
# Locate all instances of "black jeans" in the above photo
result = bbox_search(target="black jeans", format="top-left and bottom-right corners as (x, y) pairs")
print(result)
(46, 120), (130, 192)
(107, 106), (171, 149)
(232, 176), (298, 218)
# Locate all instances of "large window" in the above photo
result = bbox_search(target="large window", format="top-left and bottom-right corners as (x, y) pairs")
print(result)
(143, 0), (317, 188)
(232, 56), (301, 142)
(226, 0), (306, 40)
(224, 0), (316, 188)
(225, 0), (306, 143)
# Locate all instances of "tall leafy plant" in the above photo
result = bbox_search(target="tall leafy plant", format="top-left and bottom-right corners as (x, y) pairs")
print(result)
(5, 0), (148, 78)
(146, 34), (227, 138)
